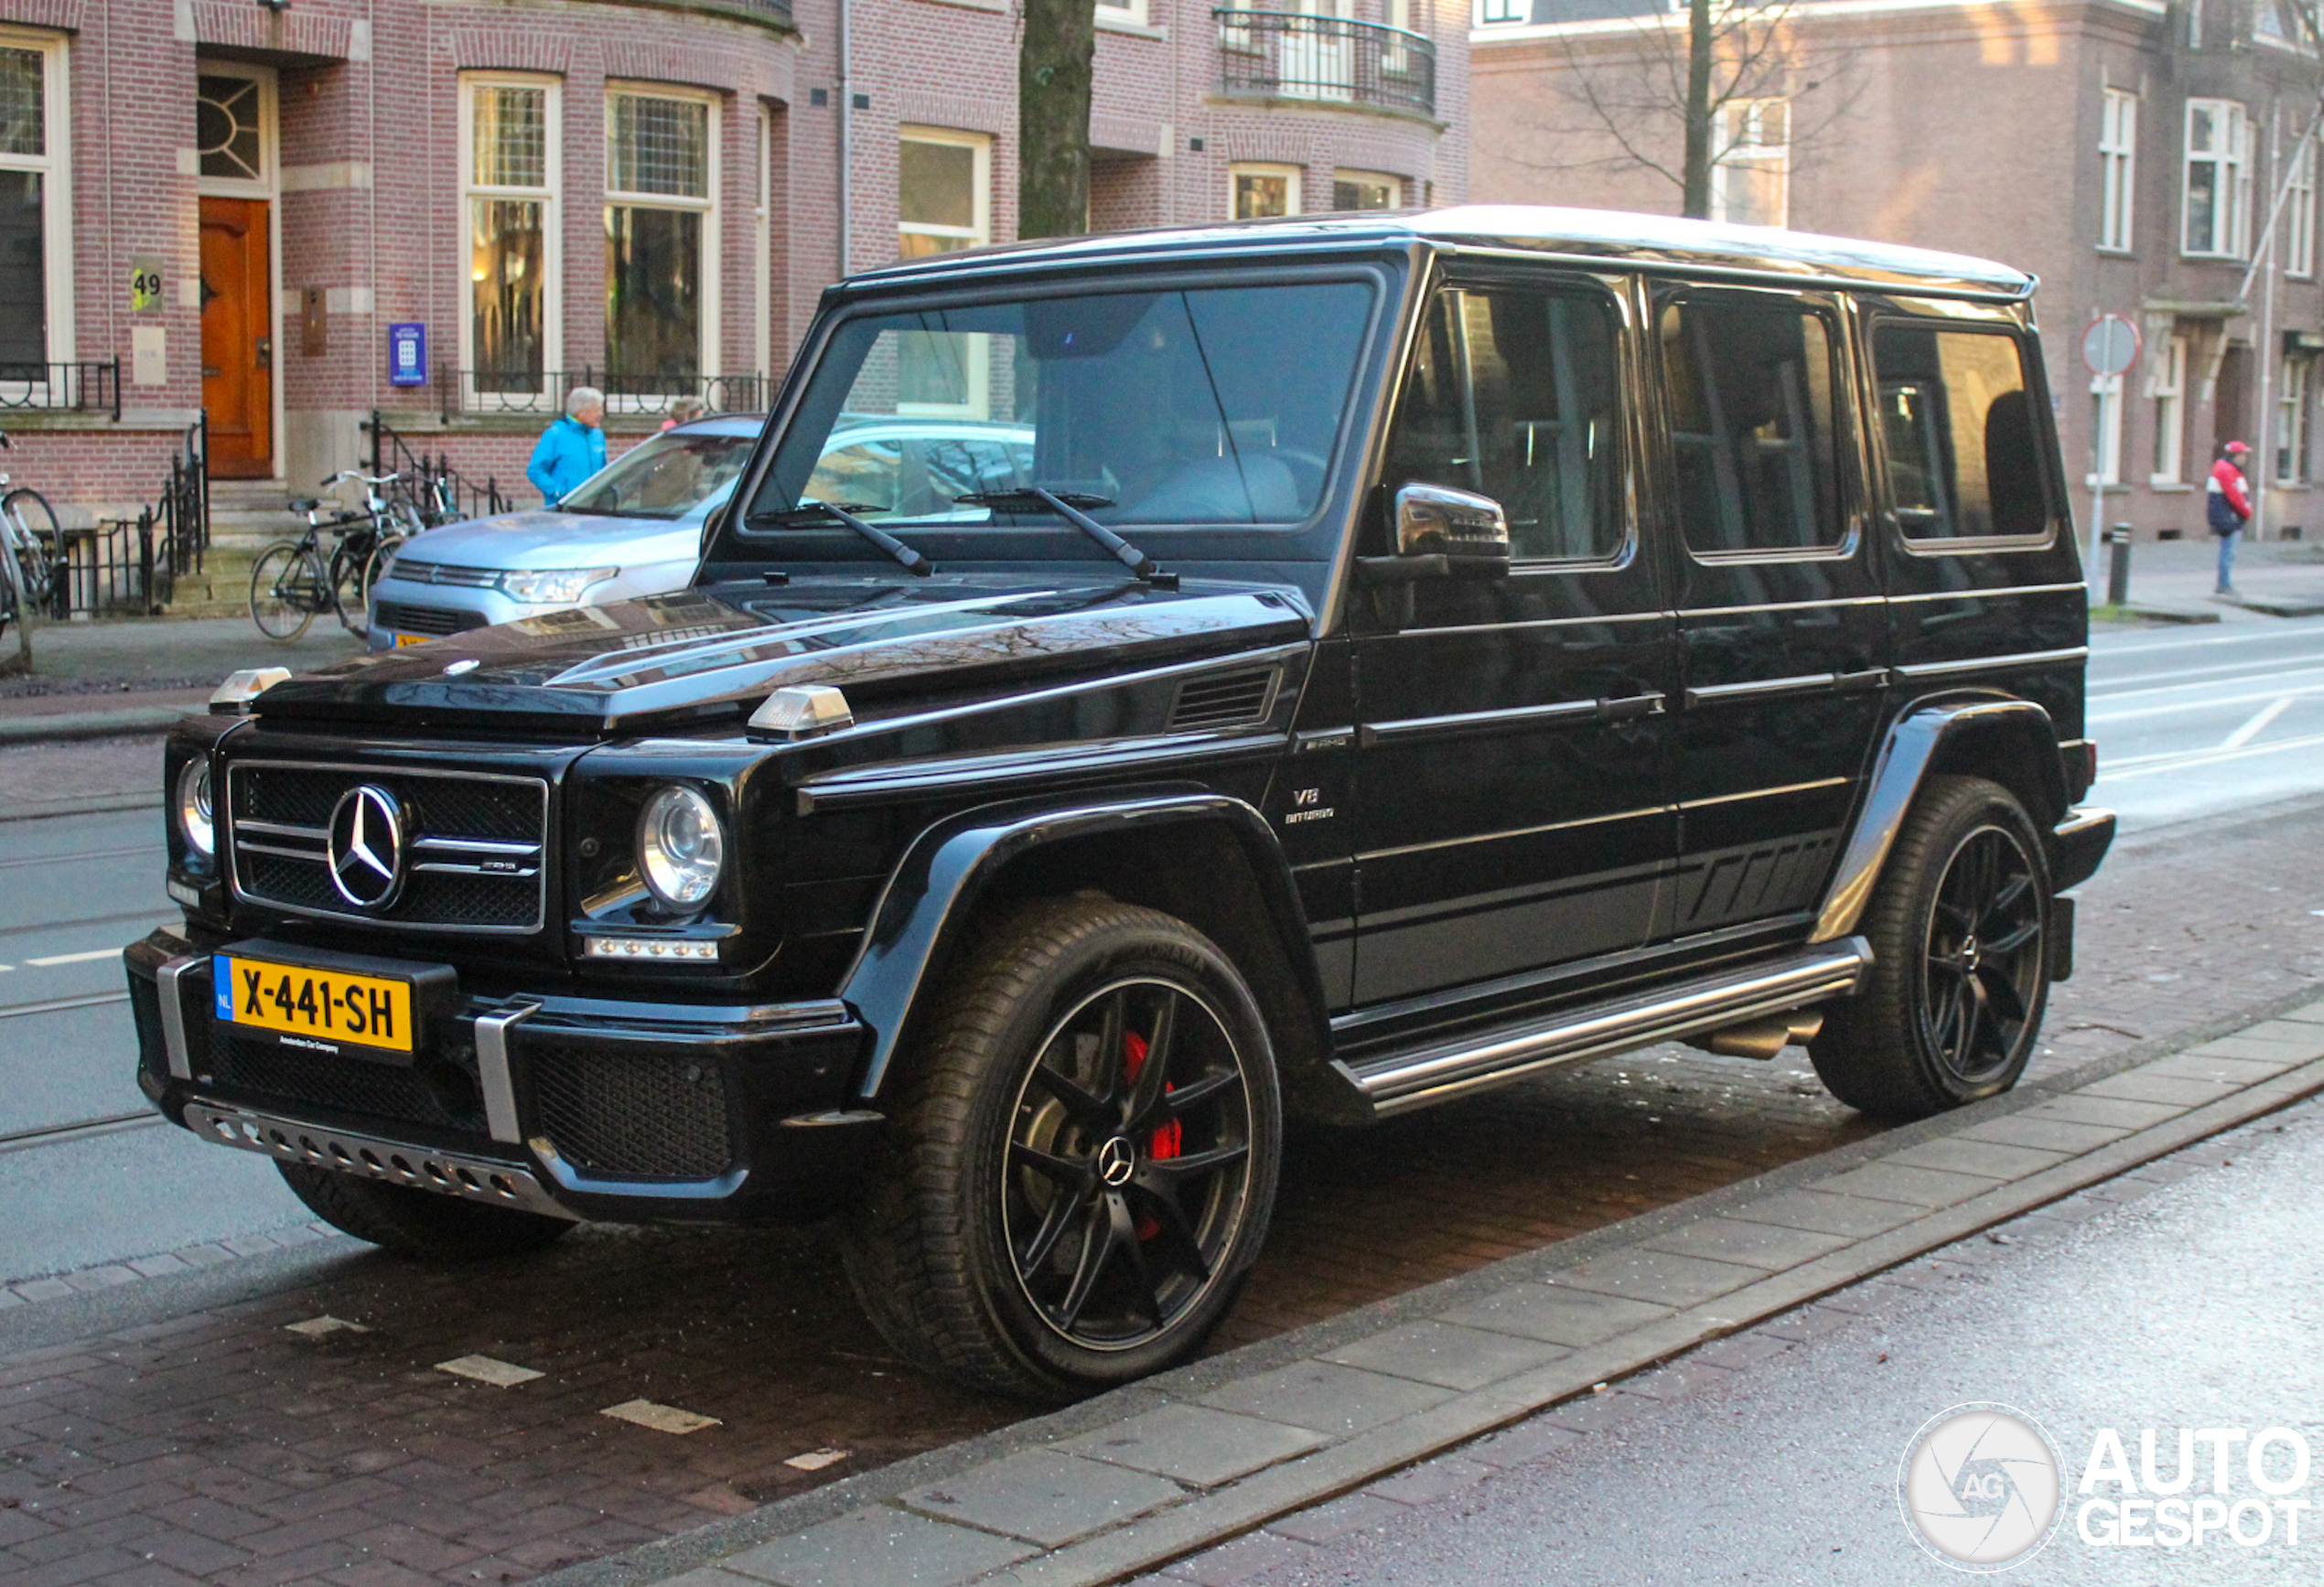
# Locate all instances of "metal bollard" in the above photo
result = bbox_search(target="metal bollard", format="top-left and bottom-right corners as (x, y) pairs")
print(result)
(2103, 524), (2134, 607)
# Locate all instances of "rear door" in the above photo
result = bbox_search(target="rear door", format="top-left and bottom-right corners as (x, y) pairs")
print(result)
(1654, 285), (1887, 939)
(1347, 269), (1677, 1006)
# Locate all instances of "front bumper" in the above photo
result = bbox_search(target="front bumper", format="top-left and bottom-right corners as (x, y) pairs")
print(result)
(125, 929), (881, 1225)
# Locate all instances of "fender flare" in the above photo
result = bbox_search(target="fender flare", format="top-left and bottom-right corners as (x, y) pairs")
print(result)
(836, 789), (1328, 1099)
(1810, 697), (2065, 943)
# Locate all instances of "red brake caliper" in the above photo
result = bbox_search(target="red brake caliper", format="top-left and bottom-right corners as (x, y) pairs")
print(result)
(1121, 1029), (1180, 1239)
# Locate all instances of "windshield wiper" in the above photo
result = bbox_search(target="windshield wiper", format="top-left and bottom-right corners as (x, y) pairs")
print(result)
(748, 500), (934, 576)
(957, 488), (1174, 587)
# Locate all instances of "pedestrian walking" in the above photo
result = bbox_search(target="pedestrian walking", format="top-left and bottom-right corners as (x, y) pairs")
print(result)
(661, 396), (707, 432)
(2208, 438), (2254, 595)
(527, 386), (608, 507)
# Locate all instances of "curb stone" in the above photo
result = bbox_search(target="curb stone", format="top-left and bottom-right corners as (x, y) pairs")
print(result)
(0, 704), (197, 744)
(524, 982), (2324, 1587)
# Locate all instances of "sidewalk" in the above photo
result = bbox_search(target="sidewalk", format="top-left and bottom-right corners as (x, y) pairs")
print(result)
(0, 616), (362, 744)
(2094, 536), (2324, 621)
(529, 992), (2324, 1587)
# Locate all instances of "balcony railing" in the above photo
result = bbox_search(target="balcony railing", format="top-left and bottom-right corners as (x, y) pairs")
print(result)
(0, 360), (122, 420)
(1214, 10), (1436, 119)
(439, 368), (769, 424)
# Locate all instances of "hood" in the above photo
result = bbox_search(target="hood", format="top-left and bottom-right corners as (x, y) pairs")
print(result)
(254, 574), (1316, 735)
(393, 509), (708, 570)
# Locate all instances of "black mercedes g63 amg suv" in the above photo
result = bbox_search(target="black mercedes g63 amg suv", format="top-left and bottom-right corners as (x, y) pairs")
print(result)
(127, 208), (2114, 1400)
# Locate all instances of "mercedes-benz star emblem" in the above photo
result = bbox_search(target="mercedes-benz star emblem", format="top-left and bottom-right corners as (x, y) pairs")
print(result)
(1095, 1137), (1137, 1187)
(327, 785), (408, 910)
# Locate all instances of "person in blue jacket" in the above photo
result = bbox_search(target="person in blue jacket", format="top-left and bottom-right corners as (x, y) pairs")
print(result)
(527, 386), (607, 506)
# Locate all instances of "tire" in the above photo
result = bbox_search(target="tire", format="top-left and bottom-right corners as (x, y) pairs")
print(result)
(839, 896), (1282, 1402)
(1810, 775), (2052, 1120)
(250, 542), (319, 641)
(330, 537), (371, 633)
(275, 1161), (573, 1260)
(5, 488), (59, 613)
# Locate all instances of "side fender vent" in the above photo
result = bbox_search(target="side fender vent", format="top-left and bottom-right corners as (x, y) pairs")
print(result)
(1169, 668), (1279, 732)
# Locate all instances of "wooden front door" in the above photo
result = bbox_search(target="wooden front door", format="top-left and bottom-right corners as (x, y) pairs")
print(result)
(200, 197), (273, 478)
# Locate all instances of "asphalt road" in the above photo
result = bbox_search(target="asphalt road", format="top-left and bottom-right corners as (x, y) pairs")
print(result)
(1, 615), (2321, 1286)
(2087, 613), (2324, 830)
(1230, 1093), (2324, 1587)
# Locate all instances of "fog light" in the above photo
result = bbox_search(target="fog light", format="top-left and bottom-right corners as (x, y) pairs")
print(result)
(585, 936), (719, 961)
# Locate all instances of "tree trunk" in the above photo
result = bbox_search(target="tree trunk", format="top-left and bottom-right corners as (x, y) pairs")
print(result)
(1019, 0), (1099, 240)
(1681, 0), (1714, 220)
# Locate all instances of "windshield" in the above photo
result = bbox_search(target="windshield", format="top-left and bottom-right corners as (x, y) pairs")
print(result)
(749, 280), (1374, 536)
(561, 430), (756, 519)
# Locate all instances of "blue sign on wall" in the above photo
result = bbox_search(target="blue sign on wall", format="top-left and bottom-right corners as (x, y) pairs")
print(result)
(387, 323), (427, 388)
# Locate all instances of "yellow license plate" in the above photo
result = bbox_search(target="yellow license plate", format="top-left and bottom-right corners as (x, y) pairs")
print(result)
(213, 955), (414, 1054)
(393, 633), (428, 647)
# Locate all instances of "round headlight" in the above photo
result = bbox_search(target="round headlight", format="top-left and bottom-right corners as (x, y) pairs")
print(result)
(176, 757), (215, 860)
(637, 785), (724, 909)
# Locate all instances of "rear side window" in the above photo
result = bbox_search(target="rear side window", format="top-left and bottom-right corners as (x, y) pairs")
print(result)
(1659, 295), (1845, 555)
(1870, 324), (2050, 542)
(1384, 283), (1626, 563)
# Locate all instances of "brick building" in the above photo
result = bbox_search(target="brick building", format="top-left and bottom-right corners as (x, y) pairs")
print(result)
(0, 0), (1466, 530)
(1471, 0), (2324, 543)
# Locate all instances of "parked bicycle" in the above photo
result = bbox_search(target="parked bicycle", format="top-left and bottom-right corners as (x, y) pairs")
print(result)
(0, 429), (62, 642)
(248, 471), (424, 641)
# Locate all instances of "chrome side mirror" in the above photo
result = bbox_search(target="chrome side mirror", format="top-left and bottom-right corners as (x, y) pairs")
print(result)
(1393, 482), (1511, 563)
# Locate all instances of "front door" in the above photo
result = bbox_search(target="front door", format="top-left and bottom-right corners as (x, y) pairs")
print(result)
(200, 197), (273, 478)
(1349, 273), (1676, 1008)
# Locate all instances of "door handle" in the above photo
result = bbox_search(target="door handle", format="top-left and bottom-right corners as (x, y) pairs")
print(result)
(1597, 692), (1667, 723)
(254, 337), (272, 371)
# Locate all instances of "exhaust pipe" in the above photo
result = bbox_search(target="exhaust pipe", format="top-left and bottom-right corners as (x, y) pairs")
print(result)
(1690, 1009), (1826, 1061)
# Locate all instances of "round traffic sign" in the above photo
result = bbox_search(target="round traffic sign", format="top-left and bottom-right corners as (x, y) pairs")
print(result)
(2082, 314), (2140, 378)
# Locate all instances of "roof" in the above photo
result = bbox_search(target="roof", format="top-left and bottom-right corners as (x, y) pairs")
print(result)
(843, 205), (2037, 302)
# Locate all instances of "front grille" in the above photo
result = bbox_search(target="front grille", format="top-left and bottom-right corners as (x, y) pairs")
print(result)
(530, 1045), (733, 1181)
(226, 761), (547, 934)
(372, 600), (483, 637)
(1169, 668), (1278, 732)
(386, 558), (500, 589)
(209, 1031), (487, 1135)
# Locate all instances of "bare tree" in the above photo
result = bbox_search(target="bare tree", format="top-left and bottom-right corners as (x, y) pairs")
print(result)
(1511, 0), (1859, 220)
(1018, 0), (1099, 240)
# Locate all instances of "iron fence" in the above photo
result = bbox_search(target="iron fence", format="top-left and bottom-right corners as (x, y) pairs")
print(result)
(363, 411), (514, 527)
(439, 367), (768, 422)
(1213, 10), (1436, 119)
(0, 360), (123, 419)
(60, 415), (208, 617)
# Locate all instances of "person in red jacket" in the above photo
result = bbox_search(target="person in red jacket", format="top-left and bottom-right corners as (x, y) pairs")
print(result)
(2207, 439), (2254, 595)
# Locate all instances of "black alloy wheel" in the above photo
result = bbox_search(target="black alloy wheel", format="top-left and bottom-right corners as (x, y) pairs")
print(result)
(840, 896), (1281, 1401)
(1811, 775), (2052, 1119)
(1919, 821), (2045, 1088)
(1004, 976), (1255, 1352)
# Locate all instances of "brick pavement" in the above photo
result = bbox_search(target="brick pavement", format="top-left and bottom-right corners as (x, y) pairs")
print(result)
(0, 789), (2318, 1587)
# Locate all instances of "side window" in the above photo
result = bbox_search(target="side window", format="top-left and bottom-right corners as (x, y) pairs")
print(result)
(1383, 283), (1626, 563)
(1659, 295), (1845, 555)
(1870, 324), (2050, 542)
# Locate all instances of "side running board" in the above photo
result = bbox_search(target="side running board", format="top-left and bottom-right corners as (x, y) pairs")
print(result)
(1335, 938), (1872, 1119)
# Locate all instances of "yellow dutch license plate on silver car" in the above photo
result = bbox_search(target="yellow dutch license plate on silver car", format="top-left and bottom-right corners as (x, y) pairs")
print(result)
(214, 955), (414, 1054)
(393, 633), (428, 647)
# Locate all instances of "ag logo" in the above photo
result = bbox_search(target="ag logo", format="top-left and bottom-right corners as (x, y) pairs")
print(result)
(1899, 1403), (2064, 1571)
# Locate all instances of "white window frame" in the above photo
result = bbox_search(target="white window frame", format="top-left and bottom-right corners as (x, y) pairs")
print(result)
(1475, 0), (1526, 23)
(457, 72), (563, 413)
(1096, 0), (1151, 26)
(1229, 161), (1303, 220)
(898, 125), (992, 256)
(0, 28), (73, 391)
(2089, 372), (2125, 487)
(604, 82), (720, 413)
(2183, 97), (2252, 258)
(2287, 131), (2318, 278)
(2099, 89), (2136, 252)
(2277, 353), (2312, 484)
(1330, 168), (1402, 210)
(1710, 98), (1790, 228)
(2150, 334), (2188, 485)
